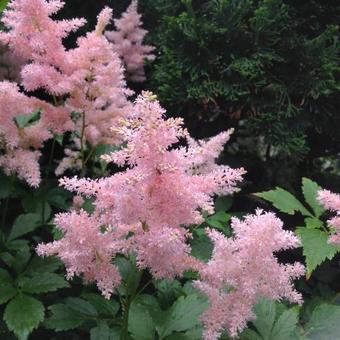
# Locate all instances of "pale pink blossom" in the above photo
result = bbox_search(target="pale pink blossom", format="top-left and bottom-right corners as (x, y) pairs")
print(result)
(194, 210), (304, 339)
(37, 210), (123, 299)
(0, 149), (41, 187)
(105, 0), (155, 82)
(317, 189), (340, 245)
(38, 93), (245, 296)
(0, 1), (132, 181)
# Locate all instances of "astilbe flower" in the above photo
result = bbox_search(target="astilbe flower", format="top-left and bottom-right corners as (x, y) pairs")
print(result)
(317, 189), (340, 245)
(64, 7), (133, 148)
(105, 0), (155, 82)
(0, 0), (86, 95)
(38, 92), (245, 296)
(0, 0), (133, 182)
(194, 210), (304, 340)
(0, 81), (57, 186)
(37, 210), (124, 298)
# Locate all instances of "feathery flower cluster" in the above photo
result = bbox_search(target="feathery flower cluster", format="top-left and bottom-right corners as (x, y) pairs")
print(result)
(0, 0), (134, 183)
(317, 189), (340, 245)
(105, 0), (155, 82)
(0, 81), (57, 186)
(37, 92), (245, 296)
(194, 210), (305, 340)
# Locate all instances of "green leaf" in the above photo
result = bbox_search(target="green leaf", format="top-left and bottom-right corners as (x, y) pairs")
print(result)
(25, 256), (62, 275)
(19, 273), (69, 294)
(214, 196), (233, 211)
(11, 249), (31, 274)
(82, 293), (119, 317)
(128, 295), (158, 340)
(305, 304), (340, 339)
(302, 178), (325, 218)
(164, 334), (191, 340)
(0, 172), (12, 198)
(252, 298), (276, 339)
(304, 217), (323, 229)
(8, 213), (41, 241)
(270, 307), (299, 340)
(191, 234), (213, 262)
(46, 297), (97, 331)
(116, 257), (142, 296)
(14, 110), (40, 129)
(0, 282), (17, 305)
(256, 187), (313, 216)
(241, 329), (263, 340)
(90, 321), (116, 340)
(0, 0), (9, 13)
(65, 297), (98, 318)
(22, 197), (51, 222)
(4, 294), (44, 340)
(45, 304), (84, 331)
(296, 228), (340, 278)
(151, 294), (208, 338)
(46, 187), (70, 210)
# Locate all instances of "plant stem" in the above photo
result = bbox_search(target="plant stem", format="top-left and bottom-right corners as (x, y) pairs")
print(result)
(120, 297), (131, 340)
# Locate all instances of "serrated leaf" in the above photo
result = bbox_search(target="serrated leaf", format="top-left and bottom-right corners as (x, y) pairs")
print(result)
(25, 256), (62, 275)
(90, 321), (115, 340)
(128, 295), (158, 340)
(240, 329), (263, 340)
(11, 249), (31, 274)
(82, 293), (119, 317)
(270, 307), (299, 340)
(45, 304), (84, 331)
(6, 239), (30, 253)
(65, 297), (98, 318)
(4, 294), (44, 339)
(116, 257), (142, 296)
(0, 283), (17, 305)
(252, 298), (276, 339)
(305, 304), (340, 339)
(0, 268), (13, 282)
(256, 187), (312, 216)
(296, 228), (339, 278)
(191, 234), (213, 262)
(304, 217), (323, 229)
(8, 213), (41, 241)
(19, 273), (69, 294)
(22, 197), (51, 222)
(151, 294), (208, 338)
(302, 178), (325, 218)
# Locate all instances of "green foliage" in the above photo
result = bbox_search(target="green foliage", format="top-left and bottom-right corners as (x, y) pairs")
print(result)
(145, 0), (340, 172)
(128, 295), (158, 340)
(304, 304), (340, 340)
(4, 294), (44, 340)
(0, 0), (8, 13)
(256, 177), (340, 278)
(296, 228), (339, 279)
(8, 213), (41, 241)
(256, 187), (312, 216)
(150, 294), (208, 339)
(301, 178), (325, 218)
(241, 298), (299, 340)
